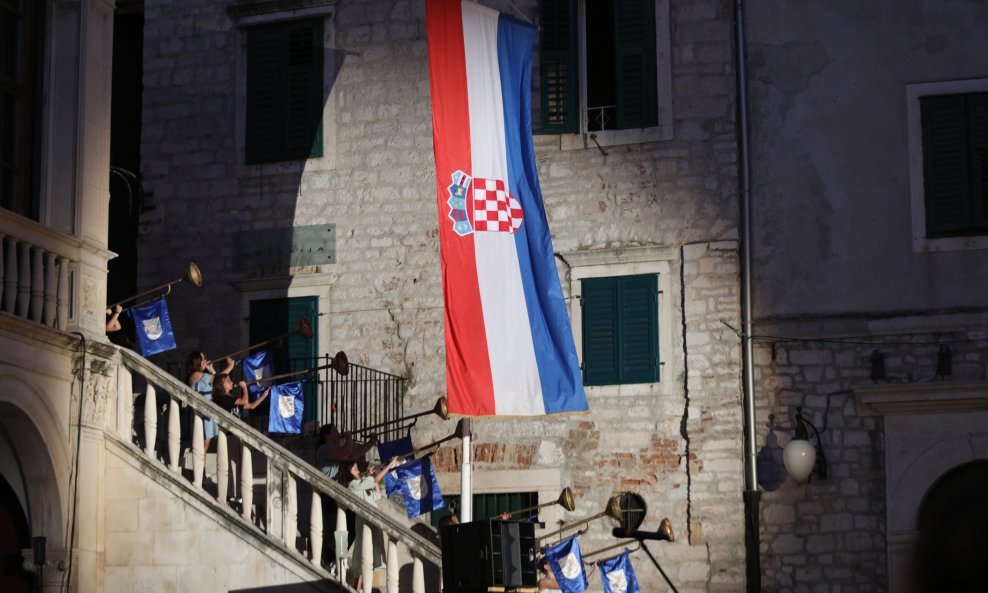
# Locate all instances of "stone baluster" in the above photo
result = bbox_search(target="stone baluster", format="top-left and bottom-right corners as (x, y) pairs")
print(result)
(413, 556), (424, 593)
(44, 252), (57, 326)
(30, 247), (43, 322)
(387, 537), (399, 593)
(4, 238), (18, 313)
(241, 445), (253, 522)
(310, 492), (323, 566)
(217, 432), (228, 503)
(56, 257), (69, 330)
(192, 416), (204, 487)
(361, 522), (373, 593)
(117, 365), (133, 442)
(17, 241), (29, 317)
(167, 399), (180, 472)
(143, 384), (157, 457)
(285, 475), (297, 552)
(337, 506), (348, 575)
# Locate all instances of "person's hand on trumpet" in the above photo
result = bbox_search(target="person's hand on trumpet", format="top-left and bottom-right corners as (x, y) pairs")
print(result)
(105, 304), (123, 333)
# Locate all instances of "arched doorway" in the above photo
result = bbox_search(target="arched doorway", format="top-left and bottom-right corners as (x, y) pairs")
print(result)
(915, 460), (988, 593)
(0, 474), (32, 593)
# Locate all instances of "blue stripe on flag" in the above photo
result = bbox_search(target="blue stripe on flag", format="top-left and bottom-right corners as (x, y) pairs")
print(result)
(496, 15), (587, 414)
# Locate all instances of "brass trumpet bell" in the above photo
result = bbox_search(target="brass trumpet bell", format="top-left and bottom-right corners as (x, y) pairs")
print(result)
(210, 316), (315, 365)
(536, 495), (623, 544)
(242, 351), (349, 385)
(657, 517), (675, 542)
(500, 487), (576, 520)
(350, 396), (449, 436)
(107, 261), (204, 312)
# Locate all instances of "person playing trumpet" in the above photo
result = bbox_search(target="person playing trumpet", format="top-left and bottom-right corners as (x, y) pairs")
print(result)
(339, 456), (400, 592)
(186, 352), (235, 462)
(316, 424), (378, 479)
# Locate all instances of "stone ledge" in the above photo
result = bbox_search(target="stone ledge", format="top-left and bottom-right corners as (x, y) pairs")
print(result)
(855, 381), (988, 415)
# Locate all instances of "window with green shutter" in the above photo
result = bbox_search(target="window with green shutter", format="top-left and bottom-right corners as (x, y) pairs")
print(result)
(920, 92), (988, 237)
(249, 296), (320, 423)
(540, 0), (659, 134)
(581, 274), (659, 386)
(246, 19), (324, 164)
(429, 492), (539, 526)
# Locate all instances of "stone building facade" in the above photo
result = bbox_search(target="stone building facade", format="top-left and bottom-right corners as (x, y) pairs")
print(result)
(137, 0), (746, 591)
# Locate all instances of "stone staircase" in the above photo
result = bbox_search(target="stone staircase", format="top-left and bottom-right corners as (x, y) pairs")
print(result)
(112, 346), (442, 593)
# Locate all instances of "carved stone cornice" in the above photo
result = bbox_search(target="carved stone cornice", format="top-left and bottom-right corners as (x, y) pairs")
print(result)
(855, 381), (988, 415)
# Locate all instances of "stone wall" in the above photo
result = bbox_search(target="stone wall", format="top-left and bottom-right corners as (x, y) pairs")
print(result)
(138, 0), (745, 591)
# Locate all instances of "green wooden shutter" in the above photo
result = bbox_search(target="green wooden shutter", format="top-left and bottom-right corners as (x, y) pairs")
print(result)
(613, 0), (657, 130)
(618, 275), (658, 383)
(582, 277), (620, 385)
(540, 0), (579, 134)
(921, 95), (971, 236)
(246, 19), (323, 164)
(582, 275), (658, 386)
(249, 296), (319, 421)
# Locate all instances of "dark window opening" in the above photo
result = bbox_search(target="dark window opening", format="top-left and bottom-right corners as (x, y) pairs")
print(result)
(245, 18), (324, 164)
(920, 92), (988, 238)
(0, 0), (43, 220)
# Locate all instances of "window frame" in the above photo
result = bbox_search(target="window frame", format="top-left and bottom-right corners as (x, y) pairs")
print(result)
(231, 4), (338, 175)
(565, 246), (674, 398)
(907, 78), (988, 252)
(541, 0), (673, 150)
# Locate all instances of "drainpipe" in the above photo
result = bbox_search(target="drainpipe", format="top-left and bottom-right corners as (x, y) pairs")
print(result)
(734, 0), (761, 592)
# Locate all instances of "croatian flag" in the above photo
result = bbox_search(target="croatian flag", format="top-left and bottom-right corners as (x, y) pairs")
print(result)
(426, 0), (588, 416)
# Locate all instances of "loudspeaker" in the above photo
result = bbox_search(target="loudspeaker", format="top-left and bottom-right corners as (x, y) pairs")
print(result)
(441, 520), (537, 593)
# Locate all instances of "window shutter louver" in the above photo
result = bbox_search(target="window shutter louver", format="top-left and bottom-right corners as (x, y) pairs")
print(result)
(540, 0), (579, 134)
(618, 275), (658, 383)
(582, 274), (659, 386)
(613, 0), (658, 130)
(582, 278), (620, 385)
(246, 19), (323, 164)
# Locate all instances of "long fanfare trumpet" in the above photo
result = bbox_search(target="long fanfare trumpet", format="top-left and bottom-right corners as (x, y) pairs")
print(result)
(241, 351), (349, 382)
(349, 397), (450, 436)
(209, 316), (314, 365)
(107, 262), (203, 313)
(581, 517), (675, 562)
(536, 495), (623, 545)
(500, 487), (577, 520)
(362, 419), (465, 476)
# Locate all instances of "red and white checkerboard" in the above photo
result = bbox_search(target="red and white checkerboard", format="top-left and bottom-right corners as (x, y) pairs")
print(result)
(472, 177), (524, 233)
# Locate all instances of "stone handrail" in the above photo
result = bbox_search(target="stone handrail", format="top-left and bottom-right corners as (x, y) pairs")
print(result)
(0, 209), (74, 330)
(114, 346), (441, 592)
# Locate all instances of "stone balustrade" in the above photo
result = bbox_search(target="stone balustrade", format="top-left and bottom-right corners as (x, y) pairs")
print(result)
(115, 347), (441, 592)
(0, 210), (72, 330)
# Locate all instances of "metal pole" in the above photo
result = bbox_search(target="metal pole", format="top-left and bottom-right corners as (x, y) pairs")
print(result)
(459, 418), (472, 522)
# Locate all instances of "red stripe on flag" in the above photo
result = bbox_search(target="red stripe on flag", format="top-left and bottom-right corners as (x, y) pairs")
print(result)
(426, 0), (495, 414)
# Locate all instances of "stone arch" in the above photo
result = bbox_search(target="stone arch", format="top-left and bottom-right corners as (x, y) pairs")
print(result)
(913, 460), (988, 593)
(886, 436), (984, 534)
(0, 372), (69, 549)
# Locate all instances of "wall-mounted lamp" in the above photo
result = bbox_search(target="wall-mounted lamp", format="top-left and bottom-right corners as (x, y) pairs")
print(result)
(782, 407), (827, 482)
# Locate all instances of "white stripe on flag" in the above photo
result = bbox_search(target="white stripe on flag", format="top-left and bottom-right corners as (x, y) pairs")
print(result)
(461, 2), (543, 414)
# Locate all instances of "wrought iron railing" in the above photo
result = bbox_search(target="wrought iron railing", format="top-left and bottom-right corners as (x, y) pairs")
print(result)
(168, 354), (407, 441)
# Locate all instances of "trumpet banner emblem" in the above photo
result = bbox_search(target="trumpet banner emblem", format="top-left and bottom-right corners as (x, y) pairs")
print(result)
(142, 317), (163, 340)
(560, 551), (582, 580)
(405, 474), (423, 500)
(605, 569), (628, 593)
(278, 393), (295, 418)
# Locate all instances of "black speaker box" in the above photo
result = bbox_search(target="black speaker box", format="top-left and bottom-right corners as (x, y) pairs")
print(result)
(440, 519), (537, 593)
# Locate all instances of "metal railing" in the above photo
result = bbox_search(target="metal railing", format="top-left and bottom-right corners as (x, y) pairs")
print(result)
(117, 347), (439, 591)
(168, 355), (407, 441)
